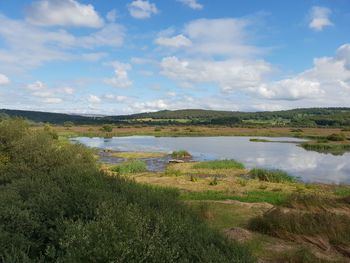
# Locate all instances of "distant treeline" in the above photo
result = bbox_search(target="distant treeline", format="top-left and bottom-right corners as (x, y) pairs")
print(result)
(1, 107), (350, 127)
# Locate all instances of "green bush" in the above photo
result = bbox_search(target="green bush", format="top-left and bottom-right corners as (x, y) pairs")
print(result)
(249, 168), (296, 183)
(171, 150), (192, 159)
(110, 160), (147, 175)
(0, 119), (254, 262)
(193, 160), (245, 170)
(101, 124), (113, 132)
(326, 133), (346, 141)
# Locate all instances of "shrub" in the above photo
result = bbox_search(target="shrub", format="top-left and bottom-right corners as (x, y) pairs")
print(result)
(101, 124), (113, 132)
(249, 168), (296, 183)
(111, 160), (147, 175)
(326, 133), (346, 141)
(0, 119), (255, 262)
(193, 160), (245, 170)
(171, 150), (192, 159)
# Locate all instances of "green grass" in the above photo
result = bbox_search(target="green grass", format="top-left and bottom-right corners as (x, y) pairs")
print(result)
(301, 142), (350, 155)
(171, 150), (192, 158)
(181, 190), (290, 205)
(249, 138), (270, 142)
(334, 186), (350, 197)
(110, 160), (147, 175)
(192, 160), (245, 170)
(249, 168), (296, 183)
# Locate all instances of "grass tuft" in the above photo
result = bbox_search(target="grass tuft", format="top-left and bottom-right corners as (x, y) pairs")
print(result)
(171, 150), (192, 159)
(192, 160), (245, 170)
(111, 160), (147, 175)
(249, 168), (296, 183)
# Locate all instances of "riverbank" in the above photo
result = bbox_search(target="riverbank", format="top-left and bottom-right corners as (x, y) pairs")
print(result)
(104, 156), (350, 262)
(52, 125), (349, 139)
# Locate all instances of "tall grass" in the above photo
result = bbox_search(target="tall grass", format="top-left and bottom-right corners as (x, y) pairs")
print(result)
(248, 209), (350, 249)
(249, 168), (296, 183)
(110, 160), (147, 175)
(193, 160), (245, 170)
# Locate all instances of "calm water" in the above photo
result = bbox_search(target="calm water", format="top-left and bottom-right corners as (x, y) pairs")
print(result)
(71, 136), (350, 184)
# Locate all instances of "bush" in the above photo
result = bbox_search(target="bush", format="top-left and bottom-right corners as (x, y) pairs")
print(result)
(193, 160), (245, 170)
(326, 133), (346, 141)
(171, 150), (192, 159)
(0, 119), (255, 262)
(101, 124), (113, 132)
(249, 168), (296, 183)
(110, 160), (147, 175)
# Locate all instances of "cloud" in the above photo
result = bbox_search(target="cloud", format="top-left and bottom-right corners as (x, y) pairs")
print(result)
(0, 74), (10, 85)
(177, 0), (203, 10)
(44, 98), (62, 104)
(128, 0), (158, 19)
(26, 0), (104, 28)
(106, 9), (117, 23)
(0, 15), (125, 72)
(88, 94), (101, 103)
(62, 87), (74, 94)
(309, 6), (333, 31)
(251, 78), (324, 100)
(161, 56), (272, 90)
(27, 81), (46, 91)
(155, 34), (192, 48)
(105, 62), (133, 88)
(104, 94), (128, 102)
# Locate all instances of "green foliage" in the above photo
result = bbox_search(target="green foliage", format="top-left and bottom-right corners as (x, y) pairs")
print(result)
(249, 138), (270, 142)
(249, 168), (296, 183)
(110, 160), (147, 175)
(171, 150), (192, 159)
(63, 121), (74, 127)
(101, 124), (113, 132)
(0, 119), (254, 262)
(326, 133), (346, 141)
(193, 160), (245, 170)
(164, 167), (182, 177)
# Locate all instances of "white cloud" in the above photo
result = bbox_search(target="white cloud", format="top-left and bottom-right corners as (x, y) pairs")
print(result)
(184, 18), (260, 57)
(177, 0), (203, 10)
(104, 94), (128, 102)
(129, 99), (168, 112)
(106, 9), (117, 23)
(44, 98), (62, 104)
(309, 6), (333, 31)
(155, 34), (192, 48)
(161, 56), (272, 90)
(26, 0), (104, 28)
(88, 94), (101, 103)
(128, 0), (158, 19)
(251, 78), (324, 100)
(27, 81), (46, 91)
(105, 62), (133, 88)
(0, 74), (10, 85)
(62, 87), (74, 94)
(249, 43), (350, 101)
(0, 15), (125, 72)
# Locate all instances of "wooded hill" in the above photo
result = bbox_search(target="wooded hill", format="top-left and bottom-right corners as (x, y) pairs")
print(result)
(1, 107), (350, 127)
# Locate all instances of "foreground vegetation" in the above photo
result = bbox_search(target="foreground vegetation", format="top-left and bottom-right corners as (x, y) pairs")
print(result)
(0, 119), (254, 262)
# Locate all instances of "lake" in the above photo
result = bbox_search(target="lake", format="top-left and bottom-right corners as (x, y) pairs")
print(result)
(71, 136), (350, 184)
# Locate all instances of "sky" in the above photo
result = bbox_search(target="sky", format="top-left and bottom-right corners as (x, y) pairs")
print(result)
(0, 0), (349, 115)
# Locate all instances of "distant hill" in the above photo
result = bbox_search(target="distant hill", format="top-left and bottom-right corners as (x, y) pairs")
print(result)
(0, 109), (100, 124)
(1, 107), (350, 127)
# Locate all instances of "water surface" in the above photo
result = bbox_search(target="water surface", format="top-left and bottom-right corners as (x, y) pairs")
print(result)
(72, 136), (350, 184)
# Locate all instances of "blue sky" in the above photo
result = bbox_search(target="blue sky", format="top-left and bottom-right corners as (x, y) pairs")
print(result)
(0, 0), (349, 114)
